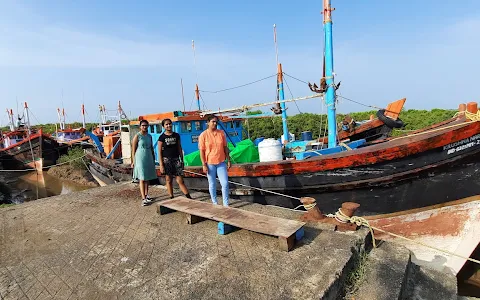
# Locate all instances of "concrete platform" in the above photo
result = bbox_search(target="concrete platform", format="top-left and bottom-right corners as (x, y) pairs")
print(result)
(0, 183), (368, 300)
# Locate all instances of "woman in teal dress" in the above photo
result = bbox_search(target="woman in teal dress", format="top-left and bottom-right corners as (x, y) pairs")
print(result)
(131, 120), (157, 206)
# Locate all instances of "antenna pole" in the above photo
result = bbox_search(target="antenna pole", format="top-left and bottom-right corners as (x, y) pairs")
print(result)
(181, 78), (186, 111)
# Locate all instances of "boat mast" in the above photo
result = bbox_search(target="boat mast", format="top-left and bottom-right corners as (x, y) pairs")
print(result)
(195, 83), (201, 111)
(192, 40), (201, 111)
(274, 24), (289, 144)
(277, 64), (289, 143)
(117, 101), (122, 127)
(62, 108), (66, 130)
(56, 108), (62, 130)
(81, 104), (86, 129)
(24, 102), (31, 134)
(7, 109), (15, 131)
(324, 0), (337, 148)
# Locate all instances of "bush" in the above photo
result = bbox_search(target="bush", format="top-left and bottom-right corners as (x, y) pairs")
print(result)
(243, 108), (456, 140)
(57, 146), (86, 170)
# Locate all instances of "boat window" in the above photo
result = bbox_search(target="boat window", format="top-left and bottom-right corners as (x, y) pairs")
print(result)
(181, 122), (192, 133)
(194, 121), (202, 131)
(235, 121), (241, 128)
(155, 124), (162, 133)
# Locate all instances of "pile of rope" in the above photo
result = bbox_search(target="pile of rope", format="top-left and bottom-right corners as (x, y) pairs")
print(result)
(465, 110), (480, 122)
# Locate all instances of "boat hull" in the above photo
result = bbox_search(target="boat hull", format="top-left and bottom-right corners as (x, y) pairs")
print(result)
(176, 152), (480, 215)
(0, 134), (64, 171)
(367, 195), (480, 297)
(87, 121), (480, 215)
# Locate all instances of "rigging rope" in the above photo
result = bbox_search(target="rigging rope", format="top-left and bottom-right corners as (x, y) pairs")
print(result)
(199, 74), (277, 94)
(336, 95), (383, 111)
(283, 72), (309, 85)
(282, 75), (302, 114)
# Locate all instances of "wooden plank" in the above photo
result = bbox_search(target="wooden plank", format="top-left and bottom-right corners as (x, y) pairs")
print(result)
(186, 214), (205, 224)
(158, 197), (305, 239)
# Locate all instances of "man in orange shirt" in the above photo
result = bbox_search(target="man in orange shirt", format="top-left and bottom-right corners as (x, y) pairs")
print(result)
(198, 115), (231, 206)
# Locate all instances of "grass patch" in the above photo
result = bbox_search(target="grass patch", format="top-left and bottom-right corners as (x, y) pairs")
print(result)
(0, 203), (15, 208)
(343, 249), (369, 299)
(57, 147), (86, 170)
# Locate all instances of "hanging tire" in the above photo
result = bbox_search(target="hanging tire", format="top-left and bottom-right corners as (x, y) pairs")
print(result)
(376, 109), (405, 128)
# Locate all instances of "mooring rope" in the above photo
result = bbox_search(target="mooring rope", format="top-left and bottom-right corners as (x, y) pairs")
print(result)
(464, 110), (480, 122)
(0, 154), (87, 172)
(186, 167), (479, 266)
(183, 169), (307, 203)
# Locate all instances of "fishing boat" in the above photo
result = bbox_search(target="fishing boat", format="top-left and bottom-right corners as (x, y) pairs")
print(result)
(366, 195), (480, 295)
(88, 0), (479, 216)
(52, 105), (92, 147)
(86, 106), (246, 185)
(0, 103), (63, 172)
(164, 0), (480, 215)
(85, 83), (403, 186)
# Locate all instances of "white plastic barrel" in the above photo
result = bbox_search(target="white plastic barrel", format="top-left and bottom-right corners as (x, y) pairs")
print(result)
(258, 138), (283, 162)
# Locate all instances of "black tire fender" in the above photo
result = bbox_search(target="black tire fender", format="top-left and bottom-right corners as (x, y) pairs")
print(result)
(376, 109), (405, 128)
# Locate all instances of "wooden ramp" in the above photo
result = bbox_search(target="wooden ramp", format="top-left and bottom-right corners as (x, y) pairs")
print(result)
(158, 197), (306, 251)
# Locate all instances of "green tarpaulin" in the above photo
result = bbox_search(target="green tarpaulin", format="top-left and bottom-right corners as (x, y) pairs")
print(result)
(184, 139), (259, 166)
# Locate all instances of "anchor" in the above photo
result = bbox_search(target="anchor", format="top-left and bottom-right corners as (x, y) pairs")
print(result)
(308, 77), (341, 94)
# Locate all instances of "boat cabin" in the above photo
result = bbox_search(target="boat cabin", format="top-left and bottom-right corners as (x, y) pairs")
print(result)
(97, 122), (121, 136)
(121, 110), (243, 165)
(55, 129), (83, 143)
(1, 131), (26, 148)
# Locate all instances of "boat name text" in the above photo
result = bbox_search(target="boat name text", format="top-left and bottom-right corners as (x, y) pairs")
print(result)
(444, 134), (480, 154)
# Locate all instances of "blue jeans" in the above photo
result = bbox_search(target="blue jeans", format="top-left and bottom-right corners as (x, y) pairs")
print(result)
(206, 162), (229, 206)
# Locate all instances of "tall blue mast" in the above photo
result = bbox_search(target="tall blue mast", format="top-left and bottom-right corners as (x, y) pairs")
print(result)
(195, 84), (201, 110)
(273, 24), (289, 144)
(324, 0), (337, 148)
(277, 63), (289, 143)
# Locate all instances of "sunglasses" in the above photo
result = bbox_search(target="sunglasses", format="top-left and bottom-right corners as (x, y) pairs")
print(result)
(164, 123), (172, 126)
(141, 124), (148, 127)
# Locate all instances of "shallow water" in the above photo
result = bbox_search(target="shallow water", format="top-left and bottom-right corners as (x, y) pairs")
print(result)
(0, 171), (91, 204)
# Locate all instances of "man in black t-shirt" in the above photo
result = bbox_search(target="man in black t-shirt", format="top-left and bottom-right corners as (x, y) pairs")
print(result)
(158, 119), (192, 199)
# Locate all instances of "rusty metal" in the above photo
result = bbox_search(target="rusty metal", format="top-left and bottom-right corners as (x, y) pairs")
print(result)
(299, 199), (360, 232)
(299, 197), (326, 222)
(335, 202), (360, 232)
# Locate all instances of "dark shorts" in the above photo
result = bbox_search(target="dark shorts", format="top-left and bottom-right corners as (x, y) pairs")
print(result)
(162, 157), (184, 177)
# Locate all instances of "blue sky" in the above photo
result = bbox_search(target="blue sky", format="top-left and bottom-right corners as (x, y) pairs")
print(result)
(0, 0), (479, 125)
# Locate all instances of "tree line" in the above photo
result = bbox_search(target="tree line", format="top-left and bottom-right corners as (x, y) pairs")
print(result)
(243, 108), (457, 140)
(1, 108), (457, 140)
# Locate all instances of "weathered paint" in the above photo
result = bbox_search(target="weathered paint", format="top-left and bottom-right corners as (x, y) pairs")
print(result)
(368, 196), (480, 275)
(180, 121), (480, 178)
